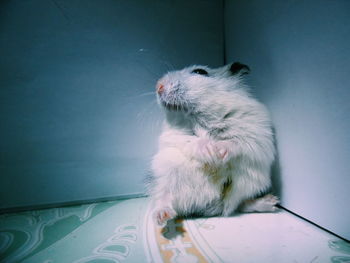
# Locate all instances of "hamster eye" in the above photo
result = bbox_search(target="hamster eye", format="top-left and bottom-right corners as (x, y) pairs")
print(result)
(191, 68), (208, 76)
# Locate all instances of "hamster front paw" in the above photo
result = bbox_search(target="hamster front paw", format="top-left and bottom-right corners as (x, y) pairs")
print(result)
(153, 207), (177, 226)
(196, 138), (232, 165)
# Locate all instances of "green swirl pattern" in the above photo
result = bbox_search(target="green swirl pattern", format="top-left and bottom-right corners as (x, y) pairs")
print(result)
(0, 197), (349, 263)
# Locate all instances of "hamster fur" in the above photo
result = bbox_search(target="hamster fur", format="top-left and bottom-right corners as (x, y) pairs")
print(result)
(148, 62), (279, 225)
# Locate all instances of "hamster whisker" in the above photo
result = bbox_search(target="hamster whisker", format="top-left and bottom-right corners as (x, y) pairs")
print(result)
(136, 98), (158, 123)
(135, 60), (160, 78)
(129, 91), (155, 99)
(161, 60), (175, 71)
(136, 99), (163, 135)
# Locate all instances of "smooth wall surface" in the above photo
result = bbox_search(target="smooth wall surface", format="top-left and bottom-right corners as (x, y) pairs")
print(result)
(0, 0), (223, 209)
(225, 0), (350, 240)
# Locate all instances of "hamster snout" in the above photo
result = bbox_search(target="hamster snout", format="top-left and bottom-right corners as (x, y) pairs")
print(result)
(156, 83), (164, 94)
(156, 78), (184, 108)
(156, 79), (181, 94)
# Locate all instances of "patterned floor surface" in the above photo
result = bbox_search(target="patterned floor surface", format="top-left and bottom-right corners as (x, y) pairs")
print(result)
(0, 197), (349, 263)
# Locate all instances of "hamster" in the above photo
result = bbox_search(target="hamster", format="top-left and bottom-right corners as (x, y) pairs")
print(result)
(147, 62), (279, 226)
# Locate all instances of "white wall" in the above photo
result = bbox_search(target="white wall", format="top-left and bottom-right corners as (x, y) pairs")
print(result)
(0, 0), (223, 209)
(225, 0), (350, 240)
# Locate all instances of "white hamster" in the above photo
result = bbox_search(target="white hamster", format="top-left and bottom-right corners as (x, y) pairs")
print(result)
(148, 62), (279, 226)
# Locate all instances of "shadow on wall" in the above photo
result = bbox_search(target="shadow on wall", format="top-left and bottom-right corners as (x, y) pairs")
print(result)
(224, 1), (285, 201)
(271, 128), (283, 199)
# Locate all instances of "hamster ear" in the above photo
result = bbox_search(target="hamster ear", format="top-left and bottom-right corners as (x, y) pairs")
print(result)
(229, 62), (250, 76)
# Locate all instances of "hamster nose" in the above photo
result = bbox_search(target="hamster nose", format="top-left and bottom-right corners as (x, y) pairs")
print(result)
(157, 84), (164, 94)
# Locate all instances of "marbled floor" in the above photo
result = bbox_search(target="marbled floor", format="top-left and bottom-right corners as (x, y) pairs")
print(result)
(0, 197), (349, 263)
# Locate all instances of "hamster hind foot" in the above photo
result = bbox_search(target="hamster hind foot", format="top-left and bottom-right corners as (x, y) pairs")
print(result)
(239, 194), (280, 213)
(153, 207), (177, 226)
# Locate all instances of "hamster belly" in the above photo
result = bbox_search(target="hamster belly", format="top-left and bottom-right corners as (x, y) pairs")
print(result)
(172, 168), (225, 217)
(152, 147), (226, 217)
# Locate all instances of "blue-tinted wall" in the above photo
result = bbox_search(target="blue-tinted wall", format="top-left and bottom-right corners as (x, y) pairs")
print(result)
(225, 0), (350, 240)
(2, 0), (349, 241)
(0, 0), (223, 209)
